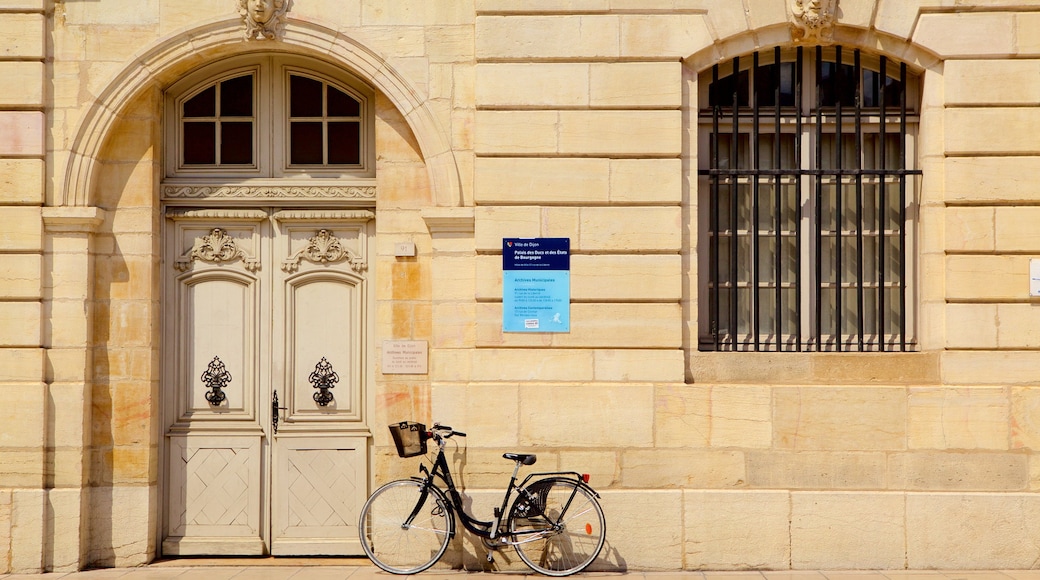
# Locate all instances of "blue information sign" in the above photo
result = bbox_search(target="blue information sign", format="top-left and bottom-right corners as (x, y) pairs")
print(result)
(502, 238), (570, 333)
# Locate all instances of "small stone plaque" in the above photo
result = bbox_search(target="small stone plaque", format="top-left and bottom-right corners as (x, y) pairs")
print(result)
(382, 340), (428, 374)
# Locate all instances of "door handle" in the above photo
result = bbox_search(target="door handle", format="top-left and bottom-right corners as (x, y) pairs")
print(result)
(272, 390), (288, 434)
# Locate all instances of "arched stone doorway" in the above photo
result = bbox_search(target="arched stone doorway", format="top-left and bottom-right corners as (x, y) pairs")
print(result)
(52, 18), (458, 563)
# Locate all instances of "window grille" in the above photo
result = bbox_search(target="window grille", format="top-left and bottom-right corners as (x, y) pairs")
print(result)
(698, 46), (921, 352)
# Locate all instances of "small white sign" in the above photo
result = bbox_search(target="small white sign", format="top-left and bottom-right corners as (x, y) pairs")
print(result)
(1031, 259), (1040, 297)
(382, 340), (428, 374)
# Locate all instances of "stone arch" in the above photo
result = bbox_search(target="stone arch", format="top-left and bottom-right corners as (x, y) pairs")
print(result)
(60, 16), (461, 208)
(685, 24), (940, 75)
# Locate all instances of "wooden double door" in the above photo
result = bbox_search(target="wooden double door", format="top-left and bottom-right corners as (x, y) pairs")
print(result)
(161, 208), (373, 556)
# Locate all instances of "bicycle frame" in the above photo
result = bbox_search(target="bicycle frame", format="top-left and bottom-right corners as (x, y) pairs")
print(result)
(409, 438), (597, 544)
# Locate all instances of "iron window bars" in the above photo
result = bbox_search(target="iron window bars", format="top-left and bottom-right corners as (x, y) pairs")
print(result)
(699, 46), (921, 352)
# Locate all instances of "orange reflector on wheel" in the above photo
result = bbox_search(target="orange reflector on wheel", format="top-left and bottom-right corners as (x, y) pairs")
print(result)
(582, 473), (590, 483)
(585, 523), (593, 535)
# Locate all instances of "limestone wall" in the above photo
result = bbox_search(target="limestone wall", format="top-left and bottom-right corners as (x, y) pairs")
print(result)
(3, 0), (1040, 573)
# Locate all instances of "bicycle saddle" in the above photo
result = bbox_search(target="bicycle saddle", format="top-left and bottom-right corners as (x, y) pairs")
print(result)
(503, 453), (537, 466)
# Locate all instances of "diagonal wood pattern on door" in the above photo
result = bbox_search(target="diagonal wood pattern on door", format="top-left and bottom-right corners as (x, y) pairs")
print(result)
(286, 449), (357, 527)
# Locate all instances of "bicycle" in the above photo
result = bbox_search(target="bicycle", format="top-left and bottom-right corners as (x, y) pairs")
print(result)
(358, 422), (606, 576)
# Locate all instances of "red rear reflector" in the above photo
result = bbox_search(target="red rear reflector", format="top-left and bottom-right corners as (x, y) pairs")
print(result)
(585, 523), (593, 535)
(582, 473), (590, 483)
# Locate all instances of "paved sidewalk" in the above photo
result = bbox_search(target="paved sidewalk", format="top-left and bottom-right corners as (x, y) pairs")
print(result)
(3, 560), (1040, 580)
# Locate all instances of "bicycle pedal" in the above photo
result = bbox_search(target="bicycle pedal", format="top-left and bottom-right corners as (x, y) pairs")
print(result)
(486, 552), (495, 563)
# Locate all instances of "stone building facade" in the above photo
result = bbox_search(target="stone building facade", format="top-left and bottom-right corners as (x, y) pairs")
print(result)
(2, 0), (1040, 573)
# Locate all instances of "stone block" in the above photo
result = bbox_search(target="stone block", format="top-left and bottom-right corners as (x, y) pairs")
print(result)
(746, 451), (887, 490)
(87, 485), (155, 567)
(996, 207), (1040, 252)
(875, 0), (942, 39)
(0, 13), (44, 59)
(0, 209), (41, 254)
(946, 157), (1040, 204)
(943, 350), (1040, 386)
(579, 206), (682, 252)
(685, 490), (789, 570)
(708, 384), (773, 448)
(426, 25), (474, 64)
(0, 159), (44, 205)
(0, 111), (44, 157)
(0, 302), (40, 347)
(0, 448), (45, 489)
(1017, 13), (1040, 55)
(620, 449), (745, 489)
(654, 383), (711, 449)
(0, 62), (43, 107)
(597, 491), (682, 570)
(945, 108), (1040, 155)
(473, 206), (542, 250)
(0, 0), (45, 8)
(431, 302), (475, 348)
(907, 493), (1040, 568)
(476, 303), (681, 349)
(475, 15), (619, 59)
(791, 492), (905, 569)
(945, 60), (1040, 105)
(745, 0), (788, 30)
(478, 254), (683, 303)
(945, 303), (998, 350)
(609, 158), (682, 204)
(474, 110), (558, 156)
(431, 383), (519, 448)
(0, 348), (43, 383)
(558, 110), (682, 156)
(45, 487), (87, 571)
(559, 450), (620, 488)
(0, 254), (41, 300)
(619, 15), (712, 59)
(773, 386), (907, 451)
(48, 298), (92, 348)
(468, 348), (594, 382)
(575, 254), (681, 301)
(520, 383), (654, 447)
(475, 63), (589, 108)
(946, 255), (1029, 302)
(1012, 387), (1040, 451)
(48, 382), (90, 449)
(593, 349), (684, 383)
(890, 451), (1027, 491)
(475, 0), (609, 11)
(475, 157), (609, 205)
(8, 489), (44, 573)
(945, 207), (994, 253)
(590, 62), (682, 108)
(914, 13), (1015, 58)
(998, 304), (1040, 348)
(908, 386), (1007, 450)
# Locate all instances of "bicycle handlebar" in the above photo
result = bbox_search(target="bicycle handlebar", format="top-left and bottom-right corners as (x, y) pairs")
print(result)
(431, 423), (467, 438)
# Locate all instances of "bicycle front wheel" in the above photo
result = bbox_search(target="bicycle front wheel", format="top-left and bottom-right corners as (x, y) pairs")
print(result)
(507, 478), (606, 576)
(359, 479), (453, 574)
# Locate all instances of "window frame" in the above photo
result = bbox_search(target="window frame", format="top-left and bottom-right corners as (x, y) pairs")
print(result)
(164, 54), (376, 181)
(696, 46), (922, 353)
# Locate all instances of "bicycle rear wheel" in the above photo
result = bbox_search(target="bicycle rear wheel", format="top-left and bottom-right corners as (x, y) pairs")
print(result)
(359, 479), (453, 574)
(507, 478), (606, 576)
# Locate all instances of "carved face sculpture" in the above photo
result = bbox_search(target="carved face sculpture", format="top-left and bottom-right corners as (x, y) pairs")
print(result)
(247, 0), (274, 25)
(796, 0), (832, 26)
(239, 0), (287, 39)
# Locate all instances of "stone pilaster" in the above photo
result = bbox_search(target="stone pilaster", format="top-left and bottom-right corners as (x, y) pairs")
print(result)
(41, 207), (105, 573)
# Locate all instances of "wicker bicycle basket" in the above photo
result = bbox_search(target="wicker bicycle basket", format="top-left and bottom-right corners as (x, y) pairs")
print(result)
(389, 421), (428, 458)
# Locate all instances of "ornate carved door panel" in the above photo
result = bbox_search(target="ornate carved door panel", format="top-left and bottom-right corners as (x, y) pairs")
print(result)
(162, 209), (372, 556)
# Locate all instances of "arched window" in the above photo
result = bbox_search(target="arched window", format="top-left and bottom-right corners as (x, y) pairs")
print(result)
(164, 55), (375, 180)
(697, 46), (922, 352)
